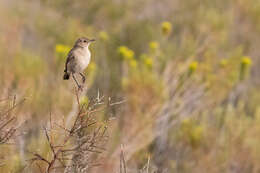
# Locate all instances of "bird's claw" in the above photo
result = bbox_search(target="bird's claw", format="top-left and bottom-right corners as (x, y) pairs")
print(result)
(78, 85), (83, 92)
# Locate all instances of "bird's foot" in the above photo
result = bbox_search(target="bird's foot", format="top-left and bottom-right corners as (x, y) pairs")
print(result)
(80, 73), (86, 84)
(78, 85), (84, 92)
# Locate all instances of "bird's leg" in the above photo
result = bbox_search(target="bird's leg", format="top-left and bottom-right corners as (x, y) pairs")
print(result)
(79, 73), (86, 83)
(72, 74), (82, 90)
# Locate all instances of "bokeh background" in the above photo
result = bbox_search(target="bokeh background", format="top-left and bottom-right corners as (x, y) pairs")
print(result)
(1, 0), (260, 172)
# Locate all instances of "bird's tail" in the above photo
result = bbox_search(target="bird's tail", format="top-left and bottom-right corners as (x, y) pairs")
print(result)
(63, 72), (70, 80)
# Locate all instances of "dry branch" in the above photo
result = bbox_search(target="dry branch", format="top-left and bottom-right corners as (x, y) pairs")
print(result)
(29, 89), (114, 173)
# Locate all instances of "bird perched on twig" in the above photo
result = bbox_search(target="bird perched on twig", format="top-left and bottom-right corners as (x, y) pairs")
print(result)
(63, 37), (95, 90)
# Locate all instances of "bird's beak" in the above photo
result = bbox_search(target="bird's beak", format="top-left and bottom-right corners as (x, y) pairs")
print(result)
(90, 39), (95, 42)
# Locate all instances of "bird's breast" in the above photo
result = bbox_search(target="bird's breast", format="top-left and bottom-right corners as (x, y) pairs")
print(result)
(67, 47), (91, 73)
(77, 49), (91, 71)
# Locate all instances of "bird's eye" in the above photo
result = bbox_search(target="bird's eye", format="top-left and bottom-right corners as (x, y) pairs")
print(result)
(83, 40), (87, 42)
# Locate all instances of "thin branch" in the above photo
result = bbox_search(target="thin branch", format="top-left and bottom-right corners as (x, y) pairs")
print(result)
(2, 98), (26, 117)
(120, 144), (127, 173)
(32, 153), (51, 165)
(36, 162), (44, 173)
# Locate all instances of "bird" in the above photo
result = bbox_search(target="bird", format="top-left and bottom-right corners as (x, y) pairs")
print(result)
(63, 37), (95, 90)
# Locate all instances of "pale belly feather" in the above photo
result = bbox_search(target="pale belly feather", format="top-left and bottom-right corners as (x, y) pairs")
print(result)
(67, 48), (91, 73)
(76, 54), (91, 72)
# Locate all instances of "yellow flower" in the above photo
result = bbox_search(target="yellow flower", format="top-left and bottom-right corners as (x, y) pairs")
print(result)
(149, 41), (159, 51)
(220, 59), (228, 67)
(118, 46), (134, 60)
(241, 56), (252, 66)
(55, 44), (70, 64)
(180, 118), (204, 148)
(99, 31), (109, 41)
(118, 46), (127, 53)
(161, 21), (172, 35)
(125, 50), (134, 60)
(190, 125), (204, 148)
(144, 57), (153, 68)
(240, 56), (252, 80)
(140, 54), (153, 68)
(80, 96), (89, 106)
(188, 61), (198, 76)
(55, 44), (70, 54)
(189, 61), (198, 71)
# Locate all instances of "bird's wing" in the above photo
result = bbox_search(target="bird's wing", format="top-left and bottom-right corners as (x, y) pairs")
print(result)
(64, 48), (75, 72)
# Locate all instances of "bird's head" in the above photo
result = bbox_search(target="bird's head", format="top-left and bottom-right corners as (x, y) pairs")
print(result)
(75, 37), (95, 48)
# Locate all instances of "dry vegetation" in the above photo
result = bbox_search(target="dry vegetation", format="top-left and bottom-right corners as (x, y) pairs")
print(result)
(1, 0), (260, 172)
(26, 90), (109, 172)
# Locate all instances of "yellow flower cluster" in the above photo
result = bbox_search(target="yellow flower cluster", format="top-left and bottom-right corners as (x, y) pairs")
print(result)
(55, 44), (70, 55)
(118, 46), (135, 60)
(144, 57), (153, 68)
(149, 41), (159, 51)
(241, 56), (252, 66)
(55, 44), (71, 64)
(161, 21), (172, 35)
(140, 54), (153, 68)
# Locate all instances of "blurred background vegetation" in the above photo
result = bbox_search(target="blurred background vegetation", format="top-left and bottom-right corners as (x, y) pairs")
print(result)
(1, 0), (260, 172)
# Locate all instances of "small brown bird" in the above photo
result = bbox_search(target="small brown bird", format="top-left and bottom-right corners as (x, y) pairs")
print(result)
(63, 37), (95, 89)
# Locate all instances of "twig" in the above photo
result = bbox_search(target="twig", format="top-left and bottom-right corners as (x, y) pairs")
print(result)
(29, 90), (111, 172)
(120, 144), (127, 173)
